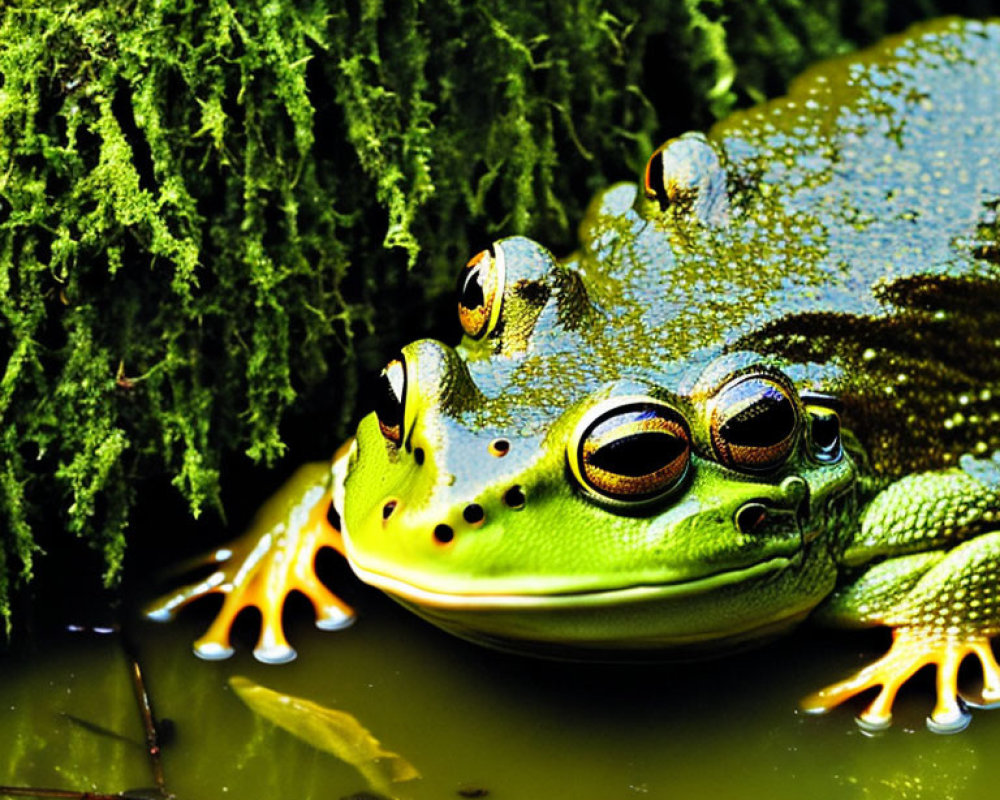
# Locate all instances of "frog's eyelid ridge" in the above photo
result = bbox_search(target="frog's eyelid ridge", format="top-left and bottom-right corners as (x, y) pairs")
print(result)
(800, 390), (843, 413)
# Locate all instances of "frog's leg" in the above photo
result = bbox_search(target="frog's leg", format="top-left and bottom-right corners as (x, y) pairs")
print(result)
(802, 461), (1000, 732)
(145, 441), (356, 664)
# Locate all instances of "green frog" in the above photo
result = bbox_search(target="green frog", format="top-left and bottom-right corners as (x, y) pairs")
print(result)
(148, 18), (1000, 733)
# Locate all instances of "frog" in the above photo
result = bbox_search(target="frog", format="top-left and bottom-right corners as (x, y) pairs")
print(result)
(147, 18), (1000, 733)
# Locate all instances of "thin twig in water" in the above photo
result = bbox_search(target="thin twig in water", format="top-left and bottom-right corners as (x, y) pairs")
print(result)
(120, 630), (170, 798)
(0, 786), (121, 799)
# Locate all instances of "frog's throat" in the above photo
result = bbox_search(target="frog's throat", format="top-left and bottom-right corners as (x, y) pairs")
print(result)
(344, 556), (790, 610)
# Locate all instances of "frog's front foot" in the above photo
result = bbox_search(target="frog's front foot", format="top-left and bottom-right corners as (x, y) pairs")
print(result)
(801, 627), (1000, 733)
(145, 457), (355, 664)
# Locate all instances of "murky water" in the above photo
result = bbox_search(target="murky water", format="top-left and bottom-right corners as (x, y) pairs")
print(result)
(1, 581), (997, 800)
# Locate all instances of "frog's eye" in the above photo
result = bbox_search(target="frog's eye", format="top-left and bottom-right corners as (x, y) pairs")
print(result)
(806, 405), (842, 463)
(644, 145), (673, 209)
(709, 376), (798, 471)
(569, 398), (690, 505)
(643, 133), (729, 226)
(457, 244), (506, 339)
(375, 357), (407, 446)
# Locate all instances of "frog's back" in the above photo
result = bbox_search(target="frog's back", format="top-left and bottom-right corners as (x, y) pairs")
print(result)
(717, 17), (1000, 312)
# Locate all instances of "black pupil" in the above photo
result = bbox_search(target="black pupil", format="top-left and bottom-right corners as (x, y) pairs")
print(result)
(589, 430), (684, 477)
(811, 413), (840, 450)
(720, 385), (795, 447)
(458, 262), (485, 311)
(374, 361), (404, 436)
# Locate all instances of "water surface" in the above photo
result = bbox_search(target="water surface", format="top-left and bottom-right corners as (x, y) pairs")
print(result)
(1, 583), (996, 799)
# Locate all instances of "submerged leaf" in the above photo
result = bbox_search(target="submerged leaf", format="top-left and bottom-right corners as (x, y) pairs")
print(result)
(229, 676), (419, 795)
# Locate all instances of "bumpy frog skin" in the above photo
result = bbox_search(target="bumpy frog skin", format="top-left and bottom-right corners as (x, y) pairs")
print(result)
(149, 19), (1000, 733)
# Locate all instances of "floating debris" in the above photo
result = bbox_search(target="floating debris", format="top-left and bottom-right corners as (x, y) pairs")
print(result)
(229, 676), (419, 797)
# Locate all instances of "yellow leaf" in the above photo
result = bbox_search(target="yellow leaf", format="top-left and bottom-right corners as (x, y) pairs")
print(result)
(229, 676), (419, 796)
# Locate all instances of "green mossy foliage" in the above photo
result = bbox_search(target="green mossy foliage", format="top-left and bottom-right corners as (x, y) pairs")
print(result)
(0, 0), (956, 626)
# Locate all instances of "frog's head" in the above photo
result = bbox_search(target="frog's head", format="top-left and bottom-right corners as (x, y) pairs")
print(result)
(342, 344), (855, 657)
(340, 136), (859, 658)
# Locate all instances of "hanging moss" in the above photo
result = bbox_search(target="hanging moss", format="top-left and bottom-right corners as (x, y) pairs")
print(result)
(0, 0), (966, 627)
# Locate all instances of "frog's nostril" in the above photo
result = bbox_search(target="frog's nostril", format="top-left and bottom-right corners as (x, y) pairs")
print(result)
(503, 485), (526, 510)
(463, 503), (485, 525)
(382, 500), (397, 520)
(735, 502), (769, 534)
(434, 524), (455, 544)
(414, 447), (426, 465)
(489, 438), (510, 457)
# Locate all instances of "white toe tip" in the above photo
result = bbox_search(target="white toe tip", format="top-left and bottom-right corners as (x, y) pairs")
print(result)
(855, 713), (892, 734)
(145, 607), (174, 622)
(316, 609), (355, 631)
(926, 707), (971, 734)
(194, 642), (235, 661)
(254, 644), (297, 664)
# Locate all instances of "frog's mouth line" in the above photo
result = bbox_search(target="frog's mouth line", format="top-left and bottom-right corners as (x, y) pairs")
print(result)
(346, 556), (790, 610)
